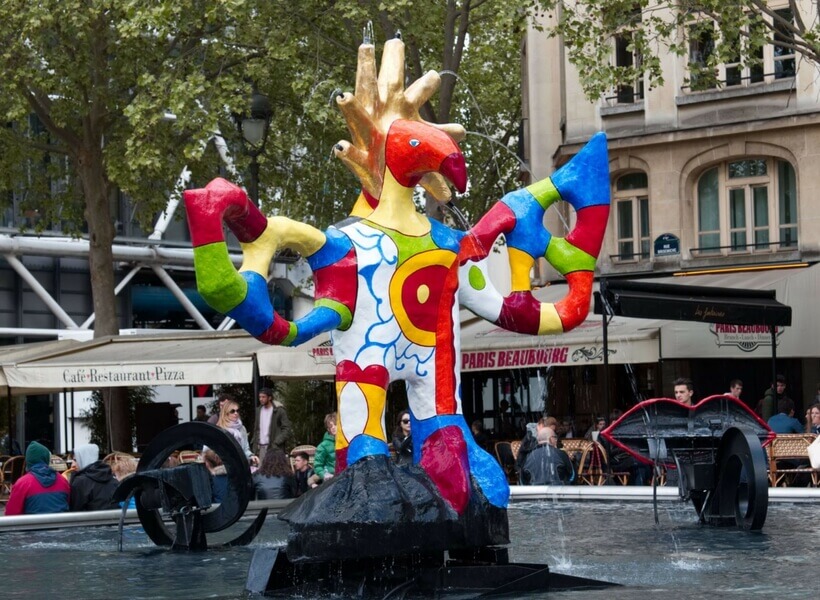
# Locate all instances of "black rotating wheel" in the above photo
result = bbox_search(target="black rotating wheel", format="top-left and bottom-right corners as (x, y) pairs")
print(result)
(707, 427), (769, 530)
(117, 421), (266, 548)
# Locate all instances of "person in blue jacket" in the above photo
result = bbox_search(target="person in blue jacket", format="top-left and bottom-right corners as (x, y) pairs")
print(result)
(768, 398), (804, 434)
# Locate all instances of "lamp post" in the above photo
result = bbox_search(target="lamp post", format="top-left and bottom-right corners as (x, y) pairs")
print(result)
(236, 89), (273, 206)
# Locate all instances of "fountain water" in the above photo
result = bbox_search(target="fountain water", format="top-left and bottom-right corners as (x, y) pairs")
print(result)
(1, 500), (817, 598)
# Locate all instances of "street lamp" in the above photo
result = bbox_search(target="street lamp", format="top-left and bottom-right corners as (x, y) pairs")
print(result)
(236, 89), (273, 206)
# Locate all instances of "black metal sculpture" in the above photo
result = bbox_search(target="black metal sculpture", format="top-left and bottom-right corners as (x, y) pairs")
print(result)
(603, 394), (775, 530)
(113, 422), (266, 550)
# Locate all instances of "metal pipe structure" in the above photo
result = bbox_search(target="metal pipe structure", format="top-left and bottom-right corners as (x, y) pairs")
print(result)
(0, 235), (243, 268)
(3, 254), (79, 329)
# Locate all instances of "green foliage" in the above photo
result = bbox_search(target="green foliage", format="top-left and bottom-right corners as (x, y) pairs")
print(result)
(277, 380), (336, 447)
(275, 379), (409, 447)
(538, 1), (820, 101)
(81, 387), (156, 451)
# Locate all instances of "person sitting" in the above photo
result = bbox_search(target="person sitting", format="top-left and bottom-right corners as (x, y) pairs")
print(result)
(291, 451), (314, 497)
(4, 441), (70, 516)
(253, 448), (296, 500)
(109, 452), (139, 509)
(309, 412), (337, 488)
(584, 416), (607, 441)
(522, 427), (575, 485)
(203, 449), (228, 503)
(514, 416), (554, 478)
(806, 403), (820, 435)
(470, 420), (489, 451)
(391, 410), (412, 466)
(768, 398), (804, 434)
(69, 443), (119, 511)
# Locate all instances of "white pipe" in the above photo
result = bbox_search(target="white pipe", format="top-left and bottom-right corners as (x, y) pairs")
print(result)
(3, 254), (79, 329)
(0, 235), (243, 267)
(0, 327), (77, 337)
(149, 166), (191, 240)
(150, 264), (213, 330)
(212, 132), (239, 179)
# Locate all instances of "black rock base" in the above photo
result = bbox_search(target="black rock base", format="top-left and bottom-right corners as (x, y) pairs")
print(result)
(278, 454), (509, 562)
(245, 544), (619, 598)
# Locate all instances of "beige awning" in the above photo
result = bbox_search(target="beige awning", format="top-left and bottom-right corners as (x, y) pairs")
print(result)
(3, 331), (265, 391)
(654, 264), (817, 359)
(256, 282), (662, 378)
(1, 339), (83, 395)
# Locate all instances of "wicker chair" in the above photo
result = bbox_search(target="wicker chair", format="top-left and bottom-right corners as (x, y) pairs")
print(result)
(289, 444), (317, 470)
(767, 434), (819, 487)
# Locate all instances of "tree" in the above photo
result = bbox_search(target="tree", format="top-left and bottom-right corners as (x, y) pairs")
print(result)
(0, 1), (295, 450)
(537, 1), (813, 101)
(81, 386), (155, 451)
(248, 1), (545, 226)
(0, 1), (545, 448)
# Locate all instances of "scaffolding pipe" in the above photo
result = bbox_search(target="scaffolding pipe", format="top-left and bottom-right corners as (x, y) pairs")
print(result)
(3, 254), (79, 329)
(0, 235), (243, 268)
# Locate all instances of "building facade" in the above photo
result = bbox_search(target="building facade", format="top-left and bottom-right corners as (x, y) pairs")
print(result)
(506, 1), (820, 426)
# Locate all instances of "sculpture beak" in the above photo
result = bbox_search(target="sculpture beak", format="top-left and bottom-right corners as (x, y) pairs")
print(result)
(440, 152), (467, 194)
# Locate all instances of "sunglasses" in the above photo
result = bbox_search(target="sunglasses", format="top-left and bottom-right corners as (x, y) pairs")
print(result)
(401, 419), (410, 424)
(228, 409), (240, 414)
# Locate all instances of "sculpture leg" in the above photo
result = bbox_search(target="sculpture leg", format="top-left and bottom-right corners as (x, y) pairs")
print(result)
(334, 360), (391, 472)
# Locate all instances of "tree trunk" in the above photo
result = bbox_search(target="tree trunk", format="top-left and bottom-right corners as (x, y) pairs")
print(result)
(76, 144), (132, 452)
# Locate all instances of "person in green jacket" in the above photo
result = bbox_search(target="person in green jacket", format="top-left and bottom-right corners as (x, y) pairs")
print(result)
(310, 412), (337, 488)
(758, 375), (789, 422)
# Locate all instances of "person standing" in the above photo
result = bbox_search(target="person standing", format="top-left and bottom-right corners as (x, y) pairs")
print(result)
(673, 377), (695, 406)
(216, 400), (258, 466)
(193, 405), (209, 422)
(758, 375), (790, 422)
(727, 379), (743, 399)
(252, 387), (293, 462)
(208, 393), (236, 425)
(69, 443), (119, 511)
(4, 441), (70, 516)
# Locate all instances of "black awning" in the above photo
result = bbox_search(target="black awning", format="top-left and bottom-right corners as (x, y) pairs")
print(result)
(594, 279), (792, 327)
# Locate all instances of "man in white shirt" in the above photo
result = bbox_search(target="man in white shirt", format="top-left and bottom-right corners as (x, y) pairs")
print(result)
(252, 387), (292, 462)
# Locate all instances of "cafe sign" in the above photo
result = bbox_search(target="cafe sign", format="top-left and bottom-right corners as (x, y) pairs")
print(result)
(710, 324), (782, 352)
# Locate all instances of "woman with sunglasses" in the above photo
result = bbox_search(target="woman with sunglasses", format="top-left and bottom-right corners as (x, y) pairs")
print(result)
(391, 410), (413, 466)
(216, 401), (258, 467)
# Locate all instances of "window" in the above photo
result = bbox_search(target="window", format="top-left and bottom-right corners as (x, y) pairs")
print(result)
(688, 22), (716, 91)
(696, 158), (797, 255)
(614, 33), (644, 104)
(614, 172), (650, 261)
(724, 19), (764, 87)
(773, 8), (795, 79)
(686, 8), (795, 92)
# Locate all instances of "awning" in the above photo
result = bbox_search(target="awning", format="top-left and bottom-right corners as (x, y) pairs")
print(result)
(651, 264), (816, 359)
(3, 331), (266, 391)
(256, 282), (663, 378)
(1, 339), (83, 395)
